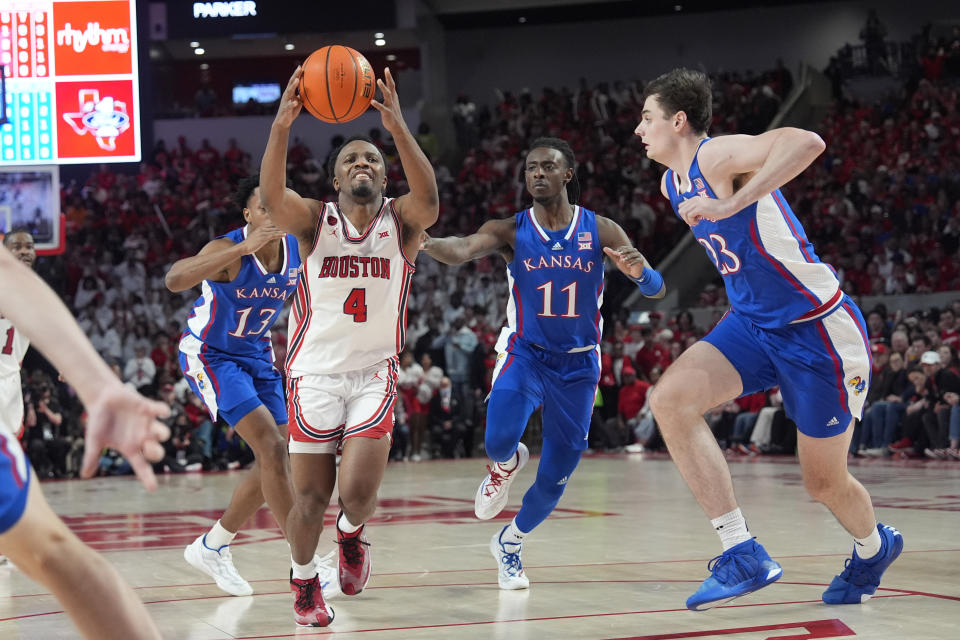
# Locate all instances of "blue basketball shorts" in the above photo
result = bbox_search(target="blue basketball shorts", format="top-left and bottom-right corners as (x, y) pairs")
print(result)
(0, 429), (30, 534)
(489, 338), (601, 450)
(703, 295), (871, 438)
(179, 333), (288, 427)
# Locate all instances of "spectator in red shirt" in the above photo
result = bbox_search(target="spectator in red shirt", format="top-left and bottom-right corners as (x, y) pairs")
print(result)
(724, 392), (767, 454)
(599, 341), (634, 419)
(150, 333), (175, 377)
(673, 310), (698, 343)
(597, 365), (651, 451)
(939, 308), (959, 347)
(617, 366), (651, 428)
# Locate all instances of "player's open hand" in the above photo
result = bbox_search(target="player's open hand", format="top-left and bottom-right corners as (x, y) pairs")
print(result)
(370, 68), (405, 133)
(241, 222), (287, 254)
(80, 382), (171, 491)
(274, 65), (304, 129)
(603, 245), (647, 280)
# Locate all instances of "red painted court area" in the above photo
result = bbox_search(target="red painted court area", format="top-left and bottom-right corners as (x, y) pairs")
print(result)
(610, 618), (855, 639)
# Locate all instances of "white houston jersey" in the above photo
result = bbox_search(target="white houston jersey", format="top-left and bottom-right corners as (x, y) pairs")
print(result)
(0, 315), (29, 436)
(0, 315), (29, 378)
(287, 198), (415, 377)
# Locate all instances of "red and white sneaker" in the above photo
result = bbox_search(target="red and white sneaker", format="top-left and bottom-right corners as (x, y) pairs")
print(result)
(475, 442), (529, 520)
(291, 575), (334, 627)
(336, 514), (372, 596)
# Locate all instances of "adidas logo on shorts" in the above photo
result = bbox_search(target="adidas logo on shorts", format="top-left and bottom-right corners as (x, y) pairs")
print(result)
(826, 416), (840, 427)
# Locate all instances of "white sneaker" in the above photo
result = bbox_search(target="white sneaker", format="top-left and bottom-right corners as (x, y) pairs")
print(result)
(184, 534), (253, 596)
(314, 550), (341, 598)
(490, 526), (529, 590)
(475, 443), (529, 520)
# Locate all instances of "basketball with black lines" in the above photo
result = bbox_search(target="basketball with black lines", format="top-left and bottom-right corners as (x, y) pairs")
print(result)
(299, 45), (375, 123)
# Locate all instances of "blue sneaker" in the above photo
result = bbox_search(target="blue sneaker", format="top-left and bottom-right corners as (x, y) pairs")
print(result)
(822, 523), (903, 604)
(686, 539), (782, 611)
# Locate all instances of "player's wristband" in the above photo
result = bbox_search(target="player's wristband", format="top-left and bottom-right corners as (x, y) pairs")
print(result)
(633, 267), (664, 296)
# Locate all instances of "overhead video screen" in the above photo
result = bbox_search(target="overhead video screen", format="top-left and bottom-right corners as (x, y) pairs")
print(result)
(0, 1), (140, 165)
(0, 165), (59, 248)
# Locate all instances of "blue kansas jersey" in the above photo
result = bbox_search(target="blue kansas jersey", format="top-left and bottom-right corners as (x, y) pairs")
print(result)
(665, 138), (842, 328)
(495, 206), (605, 354)
(183, 225), (301, 358)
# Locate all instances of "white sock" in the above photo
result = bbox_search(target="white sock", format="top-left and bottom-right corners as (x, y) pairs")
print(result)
(496, 448), (520, 471)
(854, 526), (882, 560)
(204, 520), (236, 550)
(500, 519), (527, 546)
(338, 512), (361, 534)
(291, 556), (317, 581)
(711, 508), (752, 551)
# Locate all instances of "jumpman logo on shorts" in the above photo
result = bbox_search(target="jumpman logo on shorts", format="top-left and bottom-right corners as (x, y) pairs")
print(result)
(371, 371), (383, 381)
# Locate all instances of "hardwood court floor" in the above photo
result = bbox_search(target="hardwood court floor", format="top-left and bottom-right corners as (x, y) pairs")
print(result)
(1, 453), (958, 639)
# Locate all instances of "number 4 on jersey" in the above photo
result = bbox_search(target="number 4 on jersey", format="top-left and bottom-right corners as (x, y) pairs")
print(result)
(344, 288), (368, 323)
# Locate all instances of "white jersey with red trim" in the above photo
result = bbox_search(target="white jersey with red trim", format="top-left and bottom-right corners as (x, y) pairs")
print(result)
(0, 315), (29, 436)
(0, 315), (29, 379)
(287, 197), (415, 377)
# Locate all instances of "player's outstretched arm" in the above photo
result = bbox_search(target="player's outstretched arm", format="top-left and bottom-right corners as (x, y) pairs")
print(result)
(677, 128), (825, 226)
(421, 218), (513, 265)
(260, 65), (319, 239)
(597, 216), (666, 299)
(0, 246), (170, 490)
(165, 225), (286, 292)
(371, 67), (439, 232)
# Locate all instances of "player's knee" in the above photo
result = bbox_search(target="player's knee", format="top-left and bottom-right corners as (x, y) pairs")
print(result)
(647, 382), (674, 420)
(339, 492), (377, 521)
(485, 390), (533, 462)
(252, 430), (287, 467)
(295, 489), (332, 518)
(484, 432), (518, 463)
(802, 472), (841, 503)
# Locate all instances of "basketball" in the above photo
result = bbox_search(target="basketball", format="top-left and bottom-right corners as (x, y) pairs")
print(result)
(299, 45), (376, 123)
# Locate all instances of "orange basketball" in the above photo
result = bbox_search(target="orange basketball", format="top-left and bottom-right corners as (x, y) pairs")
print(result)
(299, 45), (375, 123)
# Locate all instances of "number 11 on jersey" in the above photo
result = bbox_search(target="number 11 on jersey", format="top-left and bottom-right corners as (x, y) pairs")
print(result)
(536, 281), (578, 318)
